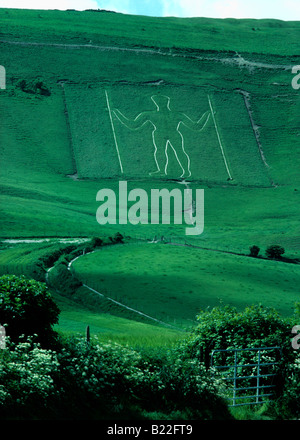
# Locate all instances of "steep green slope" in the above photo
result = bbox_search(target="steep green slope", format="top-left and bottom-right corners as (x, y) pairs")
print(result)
(71, 242), (300, 321)
(0, 8), (299, 55)
(0, 9), (299, 336)
(0, 8), (299, 253)
(0, 8), (299, 184)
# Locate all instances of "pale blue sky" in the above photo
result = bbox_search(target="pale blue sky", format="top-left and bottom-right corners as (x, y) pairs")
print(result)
(0, 0), (299, 21)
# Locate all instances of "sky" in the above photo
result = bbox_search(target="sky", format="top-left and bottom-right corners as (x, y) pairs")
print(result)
(0, 0), (299, 21)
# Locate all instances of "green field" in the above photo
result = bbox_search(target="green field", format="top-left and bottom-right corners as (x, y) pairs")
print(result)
(71, 242), (300, 326)
(0, 8), (299, 345)
(51, 288), (183, 348)
(64, 84), (271, 184)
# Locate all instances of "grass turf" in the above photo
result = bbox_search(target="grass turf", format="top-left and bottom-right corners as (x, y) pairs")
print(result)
(0, 8), (299, 345)
(71, 242), (300, 324)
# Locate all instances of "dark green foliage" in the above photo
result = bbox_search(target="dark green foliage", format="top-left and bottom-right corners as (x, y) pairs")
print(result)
(90, 237), (103, 247)
(176, 304), (300, 419)
(272, 356), (300, 419)
(34, 245), (77, 280)
(47, 262), (82, 295)
(294, 303), (300, 319)
(15, 78), (51, 96)
(179, 304), (292, 365)
(0, 335), (231, 420)
(145, 350), (231, 420)
(266, 245), (285, 260)
(0, 275), (60, 344)
(0, 306), (299, 420)
(249, 245), (260, 257)
(109, 232), (124, 244)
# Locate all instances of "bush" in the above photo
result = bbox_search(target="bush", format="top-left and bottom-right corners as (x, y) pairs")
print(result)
(57, 338), (143, 404)
(0, 275), (60, 344)
(1, 301), (297, 420)
(176, 304), (300, 418)
(90, 237), (103, 248)
(274, 356), (300, 419)
(266, 245), (285, 260)
(16, 78), (51, 96)
(179, 304), (292, 365)
(249, 245), (260, 257)
(53, 337), (232, 420)
(109, 232), (124, 244)
(149, 350), (231, 419)
(0, 337), (59, 417)
(32, 244), (77, 280)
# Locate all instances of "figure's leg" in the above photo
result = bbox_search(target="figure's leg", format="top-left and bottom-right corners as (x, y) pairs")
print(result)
(149, 133), (168, 176)
(169, 133), (191, 178)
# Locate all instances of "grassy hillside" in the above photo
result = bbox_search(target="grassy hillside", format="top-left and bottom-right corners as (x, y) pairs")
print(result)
(0, 8), (299, 246)
(71, 242), (300, 324)
(0, 8), (299, 339)
(0, 8), (299, 55)
(0, 9), (299, 185)
(51, 288), (183, 348)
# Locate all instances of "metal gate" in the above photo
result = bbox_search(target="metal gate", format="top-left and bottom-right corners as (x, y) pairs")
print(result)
(210, 346), (282, 407)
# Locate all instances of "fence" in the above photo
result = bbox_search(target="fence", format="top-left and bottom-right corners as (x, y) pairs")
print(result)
(210, 346), (282, 407)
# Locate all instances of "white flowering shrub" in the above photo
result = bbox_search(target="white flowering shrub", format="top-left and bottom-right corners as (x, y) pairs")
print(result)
(1, 304), (298, 419)
(58, 338), (144, 400)
(56, 336), (231, 419)
(0, 337), (59, 408)
(0, 334), (232, 419)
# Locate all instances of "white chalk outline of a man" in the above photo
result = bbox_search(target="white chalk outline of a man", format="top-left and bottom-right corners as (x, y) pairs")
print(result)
(113, 95), (210, 178)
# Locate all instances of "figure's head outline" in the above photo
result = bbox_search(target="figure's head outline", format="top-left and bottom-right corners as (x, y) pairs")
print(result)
(151, 95), (171, 111)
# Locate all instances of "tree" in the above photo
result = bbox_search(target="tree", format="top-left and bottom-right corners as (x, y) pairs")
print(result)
(0, 275), (60, 344)
(16, 78), (51, 96)
(90, 237), (103, 247)
(178, 304), (293, 366)
(249, 245), (260, 257)
(114, 232), (124, 243)
(266, 245), (285, 260)
(109, 232), (124, 244)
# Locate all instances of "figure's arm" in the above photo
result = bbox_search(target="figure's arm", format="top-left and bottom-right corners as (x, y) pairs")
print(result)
(180, 111), (210, 131)
(113, 109), (151, 130)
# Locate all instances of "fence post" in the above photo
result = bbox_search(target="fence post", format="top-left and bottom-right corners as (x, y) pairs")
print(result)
(86, 325), (90, 345)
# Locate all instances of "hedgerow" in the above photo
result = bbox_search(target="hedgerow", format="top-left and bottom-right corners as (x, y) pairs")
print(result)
(0, 335), (231, 420)
(0, 275), (299, 420)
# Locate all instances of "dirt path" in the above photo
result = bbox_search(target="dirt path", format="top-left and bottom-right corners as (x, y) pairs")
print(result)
(82, 282), (182, 330)
(0, 39), (294, 71)
(1, 238), (89, 244)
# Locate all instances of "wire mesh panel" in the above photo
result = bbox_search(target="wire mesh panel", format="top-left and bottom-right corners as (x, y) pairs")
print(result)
(210, 346), (282, 407)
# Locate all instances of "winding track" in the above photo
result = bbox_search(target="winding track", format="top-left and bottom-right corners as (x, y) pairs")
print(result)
(45, 244), (184, 331)
(0, 39), (294, 71)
